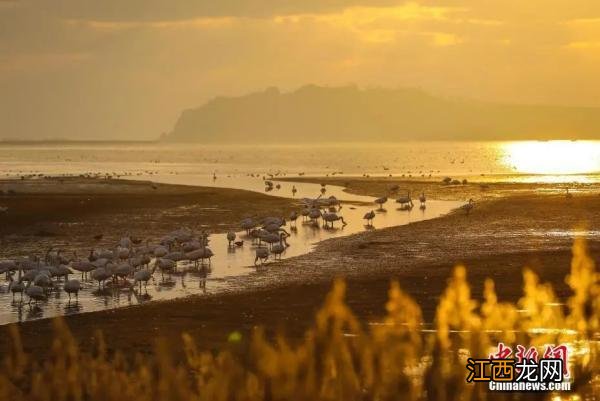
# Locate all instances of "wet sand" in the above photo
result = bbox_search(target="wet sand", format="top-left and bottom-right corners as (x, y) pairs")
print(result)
(1, 177), (600, 359)
(0, 177), (299, 257)
(278, 175), (598, 201)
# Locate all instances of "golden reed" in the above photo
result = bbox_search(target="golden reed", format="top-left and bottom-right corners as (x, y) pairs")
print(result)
(1, 239), (598, 400)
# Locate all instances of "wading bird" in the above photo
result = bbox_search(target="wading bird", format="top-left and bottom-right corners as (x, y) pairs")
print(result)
(289, 211), (298, 227)
(322, 212), (347, 229)
(396, 191), (413, 209)
(227, 231), (236, 247)
(132, 264), (157, 292)
(64, 279), (81, 301)
(462, 198), (475, 215)
(363, 210), (375, 226)
(255, 247), (269, 266)
(8, 275), (24, 301)
(25, 284), (46, 305)
(270, 233), (289, 260)
(374, 196), (387, 210)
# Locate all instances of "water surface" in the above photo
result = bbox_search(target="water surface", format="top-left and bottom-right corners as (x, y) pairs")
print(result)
(0, 173), (460, 324)
(0, 141), (599, 182)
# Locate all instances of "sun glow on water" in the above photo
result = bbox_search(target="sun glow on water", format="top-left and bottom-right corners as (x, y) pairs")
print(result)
(503, 141), (600, 175)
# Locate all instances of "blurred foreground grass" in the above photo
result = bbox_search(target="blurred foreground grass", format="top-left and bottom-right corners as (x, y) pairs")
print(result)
(1, 239), (599, 400)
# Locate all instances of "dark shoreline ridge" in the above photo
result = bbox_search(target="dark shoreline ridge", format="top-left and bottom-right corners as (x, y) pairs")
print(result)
(166, 85), (600, 142)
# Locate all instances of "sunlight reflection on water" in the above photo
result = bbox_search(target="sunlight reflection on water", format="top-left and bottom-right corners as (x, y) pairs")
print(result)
(0, 141), (598, 183)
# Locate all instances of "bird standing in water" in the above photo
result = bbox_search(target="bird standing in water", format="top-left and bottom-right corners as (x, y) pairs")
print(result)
(363, 210), (375, 226)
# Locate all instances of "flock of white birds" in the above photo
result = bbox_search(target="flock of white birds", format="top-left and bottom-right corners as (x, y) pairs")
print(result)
(0, 182), (474, 310)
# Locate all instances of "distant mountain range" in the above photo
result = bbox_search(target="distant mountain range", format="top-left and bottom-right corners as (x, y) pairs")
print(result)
(164, 85), (600, 142)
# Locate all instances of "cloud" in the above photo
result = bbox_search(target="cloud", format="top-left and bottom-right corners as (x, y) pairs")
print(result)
(2, 0), (600, 140)
(26, 0), (404, 21)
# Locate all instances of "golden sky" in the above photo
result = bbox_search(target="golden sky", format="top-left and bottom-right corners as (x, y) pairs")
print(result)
(1, 0), (600, 139)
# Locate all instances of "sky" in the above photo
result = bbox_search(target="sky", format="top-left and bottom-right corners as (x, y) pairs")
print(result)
(1, 0), (600, 140)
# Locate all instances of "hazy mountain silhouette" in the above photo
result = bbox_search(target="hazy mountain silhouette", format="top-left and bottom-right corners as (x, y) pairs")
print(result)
(165, 85), (600, 142)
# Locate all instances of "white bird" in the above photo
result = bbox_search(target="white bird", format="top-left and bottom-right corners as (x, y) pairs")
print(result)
(322, 212), (347, 229)
(129, 254), (146, 269)
(374, 196), (388, 210)
(271, 244), (285, 260)
(186, 249), (204, 267)
(200, 247), (214, 265)
(227, 231), (236, 247)
(363, 210), (375, 226)
(155, 258), (176, 276)
(289, 211), (298, 227)
(262, 216), (286, 228)
(262, 232), (284, 250)
(309, 208), (322, 225)
(116, 247), (130, 261)
(326, 196), (340, 208)
(114, 263), (133, 283)
(255, 247), (269, 266)
(63, 279), (81, 301)
(462, 198), (475, 215)
(46, 248), (69, 266)
(264, 222), (286, 233)
(25, 285), (46, 305)
(182, 240), (201, 253)
(50, 264), (72, 281)
(240, 218), (256, 234)
(33, 272), (52, 289)
(71, 252), (95, 279)
(91, 267), (111, 289)
(153, 245), (168, 257)
(20, 269), (38, 284)
(8, 274), (24, 301)
(396, 191), (413, 209)
(133, 264), (157, 292)
(0, 260), (17, 276)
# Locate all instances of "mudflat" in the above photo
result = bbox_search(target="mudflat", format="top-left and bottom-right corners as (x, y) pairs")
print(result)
(1, 177), (599, 361)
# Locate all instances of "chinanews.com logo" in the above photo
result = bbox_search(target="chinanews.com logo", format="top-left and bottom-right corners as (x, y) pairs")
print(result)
(466, 343), (572, 392)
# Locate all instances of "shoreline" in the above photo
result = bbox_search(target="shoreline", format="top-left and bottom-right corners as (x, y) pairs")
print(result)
(1, 177), (599, 358)
(0, 176), (300, 256)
